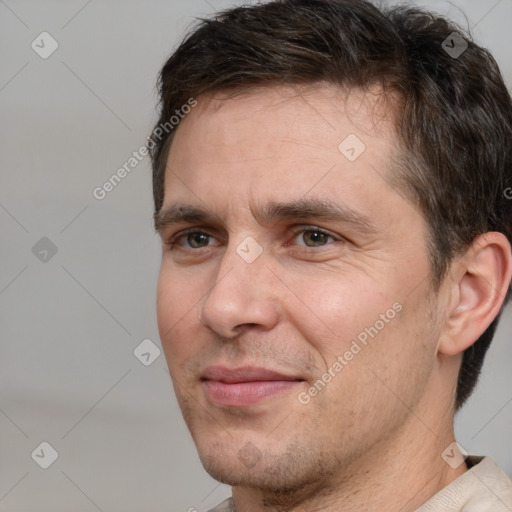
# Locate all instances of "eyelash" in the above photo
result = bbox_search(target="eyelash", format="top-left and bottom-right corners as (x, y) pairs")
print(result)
(166, 226), (342, 250)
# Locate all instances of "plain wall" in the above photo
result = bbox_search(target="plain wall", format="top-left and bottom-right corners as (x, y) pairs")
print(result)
(1, 1), (511, 510)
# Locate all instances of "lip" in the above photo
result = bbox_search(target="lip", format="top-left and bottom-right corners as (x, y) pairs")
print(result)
(201, 365), (304, 407)
(201, 365), (302, 383)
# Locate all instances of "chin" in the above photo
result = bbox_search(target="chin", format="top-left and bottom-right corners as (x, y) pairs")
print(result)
(200, 457), (303, 491)
(195, 438), (335, 493)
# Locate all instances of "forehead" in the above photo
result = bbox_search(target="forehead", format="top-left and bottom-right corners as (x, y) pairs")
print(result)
(162, 82), (402, 218)
(170, 82), (397, 157)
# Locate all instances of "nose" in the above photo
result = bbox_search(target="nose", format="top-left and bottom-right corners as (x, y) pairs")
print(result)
(199, 240), (280, 338)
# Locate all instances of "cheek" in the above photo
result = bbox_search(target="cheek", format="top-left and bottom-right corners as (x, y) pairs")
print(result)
(284, 271), (393, 360)
(156, 267), (200, 362)
(156, 269), (175, 334)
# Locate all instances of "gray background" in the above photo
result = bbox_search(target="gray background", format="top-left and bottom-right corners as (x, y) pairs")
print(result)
(1, 0), (511, 511)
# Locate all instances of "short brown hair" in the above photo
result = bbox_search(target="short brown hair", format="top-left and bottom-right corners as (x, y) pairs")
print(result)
(149, 0), (512, 410)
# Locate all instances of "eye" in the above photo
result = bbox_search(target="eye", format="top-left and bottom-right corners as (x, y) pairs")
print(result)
(168, 230), (219, 249)
(292, 227), (338, 247)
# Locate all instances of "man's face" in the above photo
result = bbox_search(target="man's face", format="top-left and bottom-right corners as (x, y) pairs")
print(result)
(156, 84), (441, 490)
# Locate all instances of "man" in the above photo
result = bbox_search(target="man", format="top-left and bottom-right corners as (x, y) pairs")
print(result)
(149, 0), (512, 510)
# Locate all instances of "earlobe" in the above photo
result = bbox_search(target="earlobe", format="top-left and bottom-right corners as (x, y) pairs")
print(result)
(439, 232), (512, 356)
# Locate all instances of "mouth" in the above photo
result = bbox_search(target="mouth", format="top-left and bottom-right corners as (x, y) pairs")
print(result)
(200, 365), (304, 407)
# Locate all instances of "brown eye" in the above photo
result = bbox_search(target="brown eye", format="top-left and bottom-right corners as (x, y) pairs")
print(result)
(294, 229), (335, 247)
(302, 230), (330, 246)
(168, 230), (219, 250)
(186, 232), (211, 248)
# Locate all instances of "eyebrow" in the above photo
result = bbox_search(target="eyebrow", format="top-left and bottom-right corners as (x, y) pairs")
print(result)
(154, 203), (223, 233)
(154, 198), (379, 235)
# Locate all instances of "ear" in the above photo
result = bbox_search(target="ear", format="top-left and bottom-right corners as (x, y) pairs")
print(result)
(439, 232), (512, 356)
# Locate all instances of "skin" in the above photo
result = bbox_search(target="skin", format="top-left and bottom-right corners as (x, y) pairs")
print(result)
(155, 83), (512, 511)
